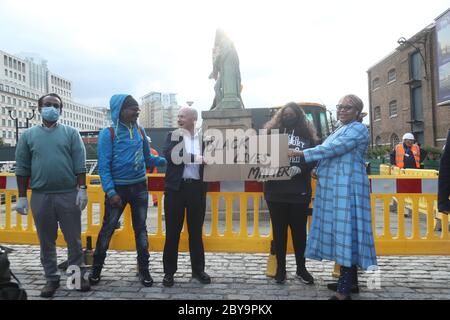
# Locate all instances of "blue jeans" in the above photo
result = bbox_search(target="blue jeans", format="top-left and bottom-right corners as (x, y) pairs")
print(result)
(93, 181), (150, 269)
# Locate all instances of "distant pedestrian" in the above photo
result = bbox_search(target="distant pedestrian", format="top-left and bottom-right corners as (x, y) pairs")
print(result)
(390, 133), (423, 169)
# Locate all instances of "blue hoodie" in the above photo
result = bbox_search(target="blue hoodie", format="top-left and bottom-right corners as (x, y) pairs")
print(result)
(98, 94), (166, 198)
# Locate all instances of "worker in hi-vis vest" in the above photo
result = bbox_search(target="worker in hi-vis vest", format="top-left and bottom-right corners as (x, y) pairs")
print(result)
(390, 133), (422, 169)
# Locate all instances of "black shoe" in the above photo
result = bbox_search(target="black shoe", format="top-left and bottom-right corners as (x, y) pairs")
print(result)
(296, 268), (314, 285)
(192, 271), (211, 284)
(78, 276), (91, 292)
(139, 269), (153, 287)
(274, 272), (286, 284)
(327, 282), (359, 294)
(162, 274), (174, 287)
(40, 280), (60, 298)
(88, 265), (102, 285)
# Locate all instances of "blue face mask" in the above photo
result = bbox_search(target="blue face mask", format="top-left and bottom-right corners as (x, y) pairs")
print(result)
(41, 106), (60, 122)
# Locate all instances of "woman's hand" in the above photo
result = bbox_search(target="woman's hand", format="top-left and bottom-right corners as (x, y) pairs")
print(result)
(288, 149), (304, 157)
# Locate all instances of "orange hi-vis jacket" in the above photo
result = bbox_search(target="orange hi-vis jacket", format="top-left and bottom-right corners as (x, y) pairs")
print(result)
(395, 143), (420, 169)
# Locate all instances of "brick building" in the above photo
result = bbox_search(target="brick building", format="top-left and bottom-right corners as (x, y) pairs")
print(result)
(367, 14), (450, 149)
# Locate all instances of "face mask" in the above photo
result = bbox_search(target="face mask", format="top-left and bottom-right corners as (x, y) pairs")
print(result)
(281, 117), (298, 128)
(41, 107), (60, 122)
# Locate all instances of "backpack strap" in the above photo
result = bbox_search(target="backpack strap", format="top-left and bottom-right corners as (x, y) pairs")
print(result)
(109, 127), (115, 143)
(138, 127), (145, 140)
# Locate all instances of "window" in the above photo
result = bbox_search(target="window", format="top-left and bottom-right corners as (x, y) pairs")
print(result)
(375, 136), (382, 146)
(374, 106), (381, 121)
(389, 100), (397, 117)
(388, 69), (396, 83)
(4, 69), (7, 76)
(390, 134), (400, 148)
(8, 57), (12, 68)
(3, 56), (7, 66)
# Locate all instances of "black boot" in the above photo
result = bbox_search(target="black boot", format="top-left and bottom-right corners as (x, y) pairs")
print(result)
(40, 280), (60, 298)
(296, 258), (314, 285)
(88, 265), (102, 285)
(327, 265), (359, 293)
(139, 268), (154, 287)
(275, 270), (286, 284)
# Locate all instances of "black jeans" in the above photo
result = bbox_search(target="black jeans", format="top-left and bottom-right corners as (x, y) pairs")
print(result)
(93, 182), (150, 269)
(163, 180), (206, 275)
(266, 201), (309, 275)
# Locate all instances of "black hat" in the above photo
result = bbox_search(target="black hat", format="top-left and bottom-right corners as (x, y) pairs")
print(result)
(122, 95), (139, 109)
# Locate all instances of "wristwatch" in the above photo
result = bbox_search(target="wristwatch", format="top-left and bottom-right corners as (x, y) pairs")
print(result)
(79, 185), (88, 189)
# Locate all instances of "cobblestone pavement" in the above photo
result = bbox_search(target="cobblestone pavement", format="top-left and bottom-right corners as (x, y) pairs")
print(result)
(5, 244), (450, 300)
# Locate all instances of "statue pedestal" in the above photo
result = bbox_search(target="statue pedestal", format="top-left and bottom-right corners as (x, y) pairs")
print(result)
(201, 109), (252, 133)
(215, 95), (243, 110)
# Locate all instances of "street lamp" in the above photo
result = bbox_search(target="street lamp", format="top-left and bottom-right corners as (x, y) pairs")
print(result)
(7, 106), (36, 144)
(397, 36), (428, 80)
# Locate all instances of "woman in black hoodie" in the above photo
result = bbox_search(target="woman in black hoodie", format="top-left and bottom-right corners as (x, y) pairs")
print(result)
(264, 102), (318, 284)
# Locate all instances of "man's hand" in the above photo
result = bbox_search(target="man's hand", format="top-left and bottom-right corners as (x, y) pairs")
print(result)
(76, 189), (88, 211)
(288, 166), (302, 177)
(156, 156), (167, 167)
(109, 195), (123, 208)
(16, 197), (29, 215)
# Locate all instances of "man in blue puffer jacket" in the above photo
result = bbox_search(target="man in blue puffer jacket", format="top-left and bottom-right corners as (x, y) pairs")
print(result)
(89, 94), (166, 287)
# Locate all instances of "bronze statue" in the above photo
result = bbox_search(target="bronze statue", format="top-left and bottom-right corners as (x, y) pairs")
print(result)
(209, 29), (244, 110)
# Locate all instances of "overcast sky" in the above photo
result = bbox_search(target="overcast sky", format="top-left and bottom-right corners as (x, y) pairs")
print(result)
(1, 0), (449, 119)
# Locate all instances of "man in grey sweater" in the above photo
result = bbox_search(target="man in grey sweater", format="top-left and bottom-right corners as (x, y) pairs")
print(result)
(15, 93), (90, 297)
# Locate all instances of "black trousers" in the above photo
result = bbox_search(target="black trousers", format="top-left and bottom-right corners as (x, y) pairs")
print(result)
(266, 201), (309, 274)
(163, 180), (206, 275)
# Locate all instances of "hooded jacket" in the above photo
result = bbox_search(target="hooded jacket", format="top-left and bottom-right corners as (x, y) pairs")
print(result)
(98, 94), (166, 198)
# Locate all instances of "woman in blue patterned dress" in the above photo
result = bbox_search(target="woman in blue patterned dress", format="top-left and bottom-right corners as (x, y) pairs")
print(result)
(288, 94), (377, 300)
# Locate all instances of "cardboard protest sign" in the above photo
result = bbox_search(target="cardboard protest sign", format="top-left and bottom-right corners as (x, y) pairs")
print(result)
(203, 134), (290, 182)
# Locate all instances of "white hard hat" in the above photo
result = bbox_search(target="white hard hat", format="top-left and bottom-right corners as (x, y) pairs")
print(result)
(402, 133), (415, 140)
